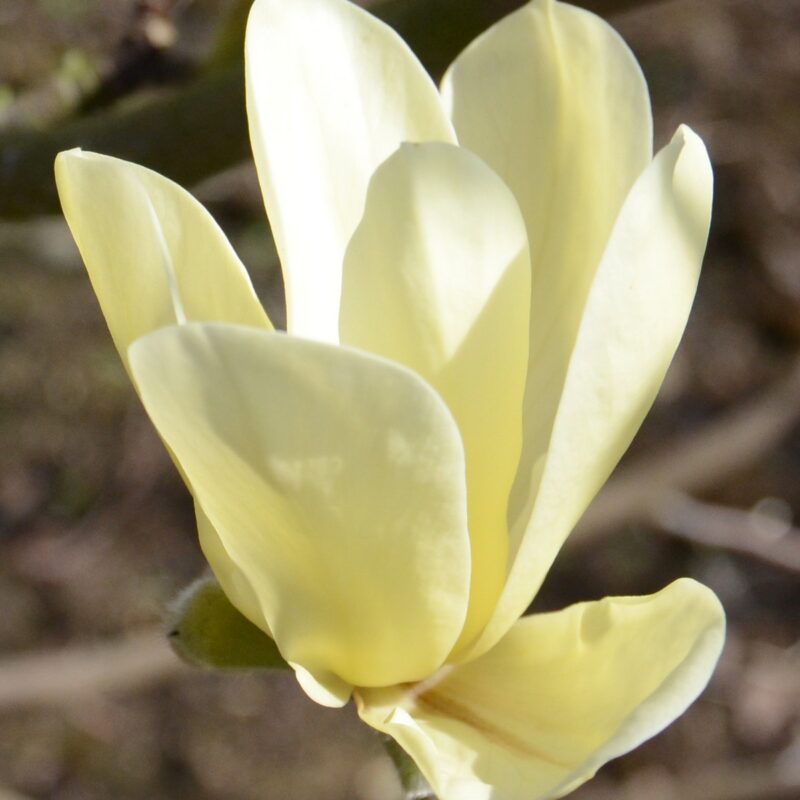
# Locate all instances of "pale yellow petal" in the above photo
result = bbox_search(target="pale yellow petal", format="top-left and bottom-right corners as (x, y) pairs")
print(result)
(246, 0), (455, 343)
(359, 579), (725, 800)
(194, 501), (272, 636)
(340, 142), (529, 652)
(129, 324), (471, 697)
(55, 149), (271, 375)
(292, 664), (354, 709)
(56, 150), (272, 638)
(467, 127), (713, 658)
(442, 0), (652, 549)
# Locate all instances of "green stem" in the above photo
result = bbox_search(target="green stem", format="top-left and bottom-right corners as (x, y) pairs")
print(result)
(382, 735), (437, 800)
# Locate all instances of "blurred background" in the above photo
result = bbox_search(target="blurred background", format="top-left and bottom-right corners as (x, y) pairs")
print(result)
(0, 0), (799, 798)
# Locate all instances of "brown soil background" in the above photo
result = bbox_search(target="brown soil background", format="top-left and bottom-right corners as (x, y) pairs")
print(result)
(0, 1), (798, 798)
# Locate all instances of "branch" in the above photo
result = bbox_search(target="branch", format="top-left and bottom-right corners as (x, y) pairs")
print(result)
(0, 0), (666, 219)
(0, 629), (183, 711)
(0, 788), (34, 800)
(0, 64), (248, 219)
(574, 356), (800, 540)
(648, 493), (800, 574)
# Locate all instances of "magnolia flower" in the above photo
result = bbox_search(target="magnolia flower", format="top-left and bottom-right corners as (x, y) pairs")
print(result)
(55, 0), (725, 796)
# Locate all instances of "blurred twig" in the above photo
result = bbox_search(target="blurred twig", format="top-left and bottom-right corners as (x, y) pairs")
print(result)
(0, 64), (248, 219)
(575, 356), (800, 540)
(0, 788), (35, 800)
(649, 492), (800, 574)
(0, 629), (183, 711)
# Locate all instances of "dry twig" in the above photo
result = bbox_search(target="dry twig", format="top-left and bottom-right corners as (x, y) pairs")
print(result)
(0, 629), (183, 711)
(575, 356), (800, 539)
(649, 492), (800, 574)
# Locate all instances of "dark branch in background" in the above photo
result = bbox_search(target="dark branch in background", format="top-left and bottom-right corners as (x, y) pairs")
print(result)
(0, 65), (247, 218)
(0, 0), (664, 219)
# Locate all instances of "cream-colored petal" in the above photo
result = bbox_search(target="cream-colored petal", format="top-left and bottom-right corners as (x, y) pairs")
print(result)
(56, 150), (272, 639)
(246, 0), (455, 343)
(467, 126), (712, 657)
(442, 0), (652, 546)
(292, 664), (354, 709)
(55, 149), (271, 375)
(358, 579), (725, 800)
(340, 142), (529, 652)
(129, 323), (471, 696)
(194, 501), (272, 636)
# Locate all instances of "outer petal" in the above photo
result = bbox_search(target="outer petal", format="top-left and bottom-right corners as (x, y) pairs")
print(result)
(358, 579), (725, 800)
(55, 149), (272, 641)
(469, 127), (713, 659)
(442, 0), (652, 545)
(54, 149), (271, 374)
(194, 501), (271, 636)
(129, 323), (471, 701)
(246, 0), (456, 343)
(340, 142), (530, 652)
